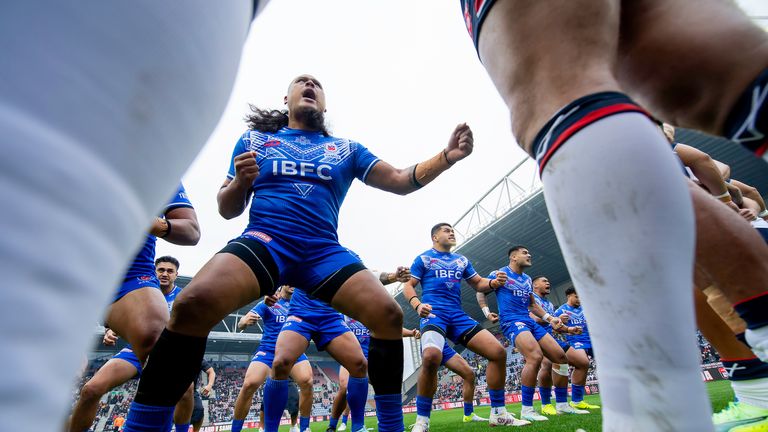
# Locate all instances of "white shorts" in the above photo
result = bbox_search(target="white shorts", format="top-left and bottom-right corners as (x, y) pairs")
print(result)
(0, 2), (259, 430)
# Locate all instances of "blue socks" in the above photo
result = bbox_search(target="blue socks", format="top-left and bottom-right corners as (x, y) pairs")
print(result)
(300, 416), (310, 431)
(374, 393), (403, 432)
(416, 395), (432, 418)
(231, 418), (245, 432)
(521, 385), (535, 407)
(341, 414), (348, 425)
(572, 384), (585, 403)
(347, 376), (369, 431)
(122, 403), (174, 432)
(463, 402), (473, 416)
(554, 386), (568, 404)
(263, 378), (288, 432)
(539, 386), (552, 405)
(329, 417), (339, 430)
(488, 388), (505, 408)
(174, 424), (190, 432)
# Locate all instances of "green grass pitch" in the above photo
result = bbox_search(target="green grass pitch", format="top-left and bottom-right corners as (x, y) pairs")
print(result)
(235, 380), (732, 432)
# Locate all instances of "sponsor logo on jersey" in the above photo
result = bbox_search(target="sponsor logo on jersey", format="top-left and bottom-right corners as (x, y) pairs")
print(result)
(256, 351), (267, 357)
(514, 321), (526, 329)
(139, 275), (153, 281)
(245, 230), (272, 243)
(265, 140), (281, 147)
(287, 316), (303, 322)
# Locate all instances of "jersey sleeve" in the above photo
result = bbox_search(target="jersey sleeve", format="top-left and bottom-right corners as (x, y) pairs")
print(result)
(164, 183), (194, 214)
(253, 301), (268, 319)
(227, 132), (250, 180)
(554, 305), (565, 317)
(410, 255), (426, 281)
(201, 359), (213, 373)
(352, 141), (380, 183)
(463, 259), (478, 280)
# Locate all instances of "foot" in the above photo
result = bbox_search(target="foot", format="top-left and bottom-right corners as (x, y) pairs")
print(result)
(520, 407), (548, 422)
(713, 401), (768, 432)
(408, 418), (429, 432)
(337, 423), (347, 431)
(489, 410), (531, 427)
(570, 400), (601, 410)
(463, 413), (488, 422)
(556, 403), (589, 415)
(541, 404), (558, 416)
(288, 427), (297, 432)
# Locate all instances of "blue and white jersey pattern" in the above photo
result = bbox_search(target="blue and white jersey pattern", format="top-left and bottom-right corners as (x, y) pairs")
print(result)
(488, 267), (533, 325)
(532, 292), (555, 332)
(227, 128), (379, 241)
(251, 298), (291, 353)
(410, 249), (478, 311)
(555, 303), (591, 346)
(125, 184), (193, 280)
(344, 315), (370, 347)
(164, 285), (182, 312)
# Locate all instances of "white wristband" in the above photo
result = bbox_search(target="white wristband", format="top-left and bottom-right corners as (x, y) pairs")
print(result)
(713, 191), (730, 200)
(759, 209), (768, 218)
(482, 306), (491, 318)
(542, 313), (552, 321)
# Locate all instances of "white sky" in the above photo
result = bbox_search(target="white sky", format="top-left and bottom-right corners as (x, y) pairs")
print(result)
(157, 0), (768, 278)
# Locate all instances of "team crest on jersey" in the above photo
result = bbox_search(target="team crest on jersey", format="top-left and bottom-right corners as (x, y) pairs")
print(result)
(139, 275), (152, 281)
(244, 230), (272, 243)
(292, 183), (315, 198)
(444, 282), (456, 290)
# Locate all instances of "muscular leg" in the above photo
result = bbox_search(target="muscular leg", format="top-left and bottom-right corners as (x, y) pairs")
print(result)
(326, 333), (368, 432)
(566, 349), (591, 388)
(475, 1), (707, 429)
(106, 287), (169, 362)
(264, 331), (309, 432)
(330, 270), (403, 432)
(465, 330), (507, 392)
(173, 384), (194, 431)
(415, 346), (442, 424)
(0, 3), (250, 430)
(331, 367), (350, 421)
(617, 0), (768, 134)
(69, 359), (137, 432)
(514, 332), (544, 389)
(289, 361), (314, 419)
(443, 355), (476, 406)
(233, 362), (270, 421)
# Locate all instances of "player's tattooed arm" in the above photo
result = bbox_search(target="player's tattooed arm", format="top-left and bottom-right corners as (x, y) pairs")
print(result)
(218, 151), (259, 219)
(403, 277), (432, 318)
(476, 291), (499, 323)
(364, 123), (473, 194)
(152, 206), (200, 246)
(378, 267), (411, 285)
(237, 311), (260, 331)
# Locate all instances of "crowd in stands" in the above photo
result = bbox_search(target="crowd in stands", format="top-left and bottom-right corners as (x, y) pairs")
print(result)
(70, 330), (721, 429)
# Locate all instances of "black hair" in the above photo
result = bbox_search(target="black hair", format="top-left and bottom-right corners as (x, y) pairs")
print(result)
(508, 245), (528, 256)
(532, 275), (548, 283)
(565, 287), (577, 296)
(244, 104), (330, 136)
(431, 223), (452, 238)
(155, 255), (180, 270)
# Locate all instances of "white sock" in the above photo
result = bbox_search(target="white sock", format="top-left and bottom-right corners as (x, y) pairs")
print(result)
(556, 402), (570, 410)
(747, 326), (768, 363)
(490, 406), (506, 416)
(731, 377), (768, 409)
(542, 112), (712, 432)
(416, 415), (430, 425)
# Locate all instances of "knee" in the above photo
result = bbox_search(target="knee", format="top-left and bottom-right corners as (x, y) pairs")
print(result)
(572, 356), (589, 370)
(461, 368), (476, 383)
(170, 287), (222, 331)
(130, 328), (164, 360)
(272, 357), (294, 378)
(242, 378), (260, 394)
(297, 376), (313, 392)
(370, 301), (403, 335)
(488, 345), (507, 363)
(528, 350), (543, 367)
(422, 351), (442, 371)
(347, 357), (368, 378)
(81, 380), (108, 402)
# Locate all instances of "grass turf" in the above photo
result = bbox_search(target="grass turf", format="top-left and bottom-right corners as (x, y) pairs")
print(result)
(236, 380), (733, 432)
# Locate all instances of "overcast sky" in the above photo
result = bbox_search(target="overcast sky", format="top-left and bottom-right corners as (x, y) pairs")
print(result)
(157, 0), (768, 280)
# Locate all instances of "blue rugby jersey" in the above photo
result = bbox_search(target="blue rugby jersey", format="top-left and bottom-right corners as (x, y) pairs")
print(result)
(532, 292), (555, 332)
(555, 303), (591, 346)
(489, 267), (534, 325)
(227, 128), (379, 241)
(344, 315), (370, 350)
(125, 184), (193, 279)
(251, 298), (291, 352)
(410, 249), (478, 312)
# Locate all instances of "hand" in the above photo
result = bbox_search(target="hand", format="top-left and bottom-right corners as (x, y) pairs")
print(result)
(549, 317), (564, 330)
(264, 294), (278, 307)
(444, 123), (473, 164)
(103, 329), (119, 346)
(149, 217), (169, 237)
(201, 385), (213, 397)
(559, 313), (570, 323)
(487, 312), (499, 323)
(493, 272), (508, 288)
(416, 303), (433, 318)
(244, 313), (260, 326)
(570, 326), (583, 335)
(412, 329), (421, 339)
(739, 208), (758, 221)
(725, 200), (740, 212)
(395, 266), (411, 283)
(233, 151), (260, 185)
